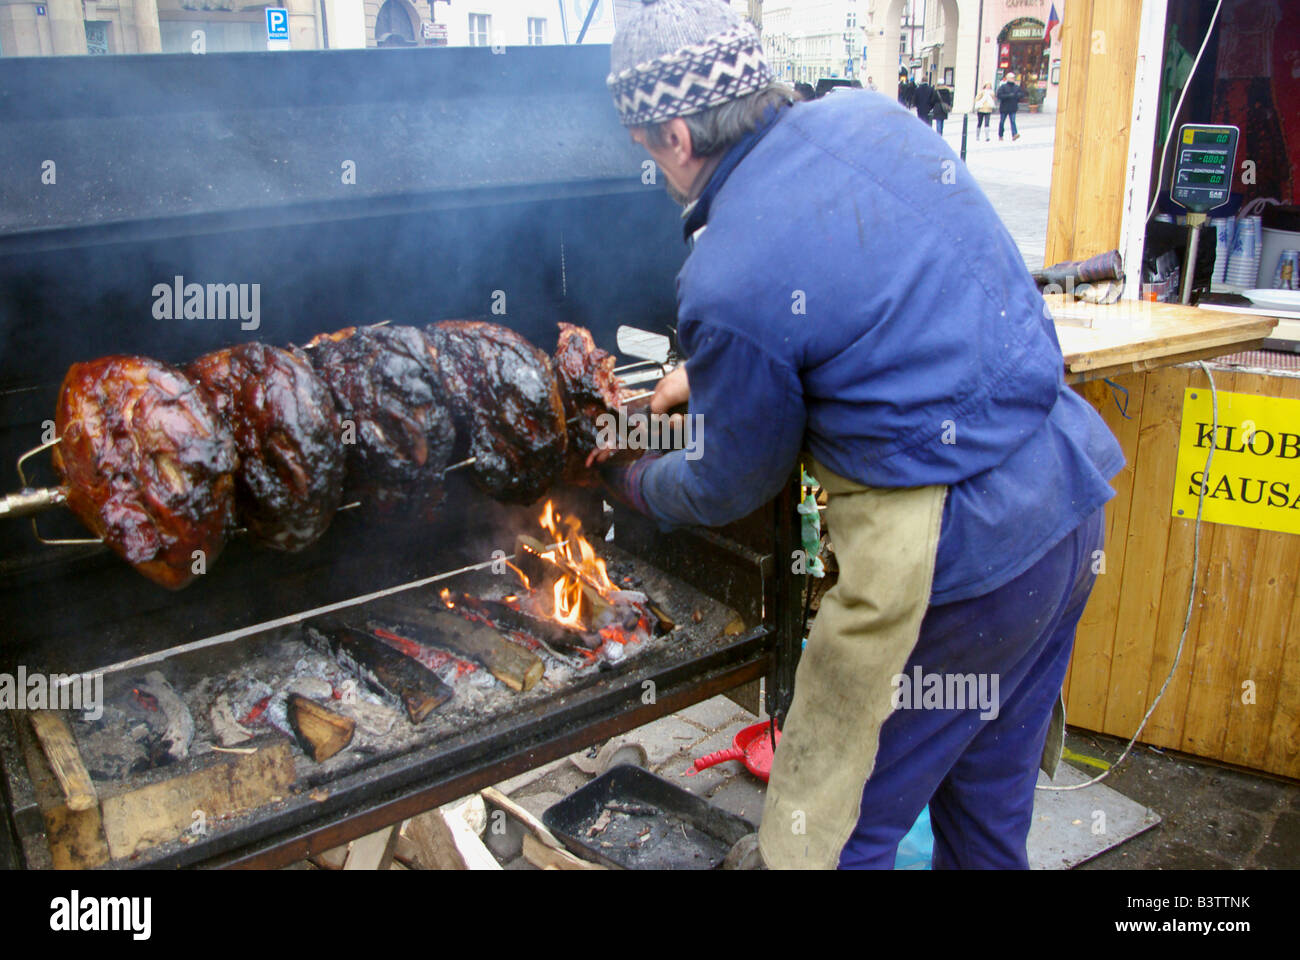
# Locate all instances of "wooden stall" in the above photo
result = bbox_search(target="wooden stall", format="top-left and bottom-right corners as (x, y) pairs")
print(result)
(1047, 0), (1300, 778)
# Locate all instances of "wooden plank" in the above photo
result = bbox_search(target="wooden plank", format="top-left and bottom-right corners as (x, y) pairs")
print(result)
(1175, 371), (1257, 761)
(1072, 0), (1144, 261)
(1050, 297), (1278, 374)
(1178, 516), (1258, 758)
(312, 843), (351, 870)
(1067, 374), (1144, 730)
(1221, 372), (1300, 771)
(1266, 563), (1300, 778)
(99, 741), (295, 861)
(27, 711), (96, 813)
(1045, 0), (1093, 264)
(403, 805), (500, 871)
(344, 825), (398, 871)
(1065, 340), (1272, 385)
(480, 786), (568, 852)
(1102, 368), (1187, 737)
(16, 713), (109, 869)
(1143, 369), (1221, 749)
(521, 832), (605, 871)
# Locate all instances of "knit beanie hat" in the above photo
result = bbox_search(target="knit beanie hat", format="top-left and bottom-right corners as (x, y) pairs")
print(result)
(607, 0), (775, 127)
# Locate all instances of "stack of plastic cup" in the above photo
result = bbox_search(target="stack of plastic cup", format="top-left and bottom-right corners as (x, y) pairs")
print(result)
(1211, 217), (1233, 283)
(1224, 215), (1262, 288)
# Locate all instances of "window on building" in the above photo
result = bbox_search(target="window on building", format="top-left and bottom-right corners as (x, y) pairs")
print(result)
(846, 12), (856, 28)
(527, 17), (546, 45)
(469, 12), (491, 46)
(159, 17), (264, 53)
(900, 35), (907, 53)
(84, 20), (111, 54)
(376, 0), (416, 46)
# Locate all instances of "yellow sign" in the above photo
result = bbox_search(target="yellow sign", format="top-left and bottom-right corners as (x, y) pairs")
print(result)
(1172, 388), (1300, 536)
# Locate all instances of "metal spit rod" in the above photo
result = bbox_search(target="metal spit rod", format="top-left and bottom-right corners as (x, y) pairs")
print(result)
(56, 539), (573, 685)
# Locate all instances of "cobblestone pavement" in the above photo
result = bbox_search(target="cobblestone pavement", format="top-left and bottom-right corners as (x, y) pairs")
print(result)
(939, 110), (1058, 270)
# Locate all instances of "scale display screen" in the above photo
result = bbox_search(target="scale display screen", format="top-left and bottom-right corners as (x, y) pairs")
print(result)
(1171, 124), (1238, 213)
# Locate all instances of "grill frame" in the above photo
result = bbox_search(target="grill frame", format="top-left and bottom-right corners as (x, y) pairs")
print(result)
(0, 45), (807, 869)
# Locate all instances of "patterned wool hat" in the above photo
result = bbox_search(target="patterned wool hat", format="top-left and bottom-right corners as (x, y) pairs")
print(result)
(607, 0), (775, 127)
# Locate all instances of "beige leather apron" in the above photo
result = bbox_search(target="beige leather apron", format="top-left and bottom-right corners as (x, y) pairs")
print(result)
(758, 458), (946, 869)
(757, 458), (1069, 868)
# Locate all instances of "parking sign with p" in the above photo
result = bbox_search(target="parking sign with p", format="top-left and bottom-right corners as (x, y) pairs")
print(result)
(266, 7), (290, 49)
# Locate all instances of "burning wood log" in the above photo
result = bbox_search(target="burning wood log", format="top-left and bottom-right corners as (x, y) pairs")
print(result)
(446, 592), (601, 653)
(286, 694), (356, 762)
(361, 595), (544, 692)
(305, 619), (454, 724)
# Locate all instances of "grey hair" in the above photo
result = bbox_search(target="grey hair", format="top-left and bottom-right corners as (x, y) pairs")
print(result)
(641, 82), (794, 157)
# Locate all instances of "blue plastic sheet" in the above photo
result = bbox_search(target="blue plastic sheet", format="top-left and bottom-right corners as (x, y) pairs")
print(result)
(894, 806), (934, 870)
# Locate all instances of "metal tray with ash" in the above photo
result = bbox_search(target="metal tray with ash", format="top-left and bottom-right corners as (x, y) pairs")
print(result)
(543, 764), (756, 870)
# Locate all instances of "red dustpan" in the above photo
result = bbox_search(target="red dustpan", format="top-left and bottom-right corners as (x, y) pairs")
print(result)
(687, 721), (781, 782)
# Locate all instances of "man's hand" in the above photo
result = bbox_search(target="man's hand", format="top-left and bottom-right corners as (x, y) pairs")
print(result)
(585, 364), (689, 469)
(651, 364), (689, 414)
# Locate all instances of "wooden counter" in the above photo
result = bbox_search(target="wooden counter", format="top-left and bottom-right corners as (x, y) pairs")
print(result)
(1049, 295), (1278, 384)
(1056, 302), (1298, 779)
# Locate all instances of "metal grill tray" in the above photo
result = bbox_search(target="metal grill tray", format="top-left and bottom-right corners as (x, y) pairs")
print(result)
(541, 764), (755, 870)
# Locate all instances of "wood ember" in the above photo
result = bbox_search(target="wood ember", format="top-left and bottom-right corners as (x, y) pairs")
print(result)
(304, 619), (454, 724)
(287, 694), (356, 762)
(448, 592), (601, 653)
(334, 698), (399, 737)
(285, 677), (333, 700)
(361, 596), (544, 692)
(128, 671), (194, 764)
(209, 693), (254, 747)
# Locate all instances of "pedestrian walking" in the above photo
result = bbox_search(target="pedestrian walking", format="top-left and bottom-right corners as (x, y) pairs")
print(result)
(933, 80), (953, 136)
(975, 81), (995, 141)
(997, 72), (1023, 140)
(914, 75), (935, 127)
(898, 69), (916, 109)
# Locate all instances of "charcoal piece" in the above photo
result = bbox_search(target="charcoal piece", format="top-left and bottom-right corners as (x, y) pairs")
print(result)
(126, 671), (194, 765)
(304, 619), (454, 723)
(189, 343), (344, 551)
(427, 320), (566, 505)
(53, 355), (238, 589)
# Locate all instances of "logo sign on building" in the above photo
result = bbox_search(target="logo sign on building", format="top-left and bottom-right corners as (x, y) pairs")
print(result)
(1171, 388), (1300, 536)
(266, 7), (290, 50)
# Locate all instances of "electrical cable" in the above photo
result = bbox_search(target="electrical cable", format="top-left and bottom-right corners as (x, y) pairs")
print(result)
(1144, 0), (1225, 225)
(1038, 361), (1218, 791)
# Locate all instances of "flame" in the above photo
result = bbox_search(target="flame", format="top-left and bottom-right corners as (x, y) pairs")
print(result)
(537, 500), (616, 596)
(529, 499), (621, 630)
(439, 588), (455, 609)
(503, 560), (531, 591)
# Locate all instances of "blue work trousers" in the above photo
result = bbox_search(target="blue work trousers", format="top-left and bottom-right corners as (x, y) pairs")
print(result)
(838, 508), (1104, 869)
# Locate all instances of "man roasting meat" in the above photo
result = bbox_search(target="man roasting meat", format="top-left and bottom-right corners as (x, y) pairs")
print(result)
(600, 0), (1124, 869)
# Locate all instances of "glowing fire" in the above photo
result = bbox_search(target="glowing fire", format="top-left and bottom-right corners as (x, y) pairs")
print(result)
(526, 500), (620, 629)
(537, 500), (616, 594)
